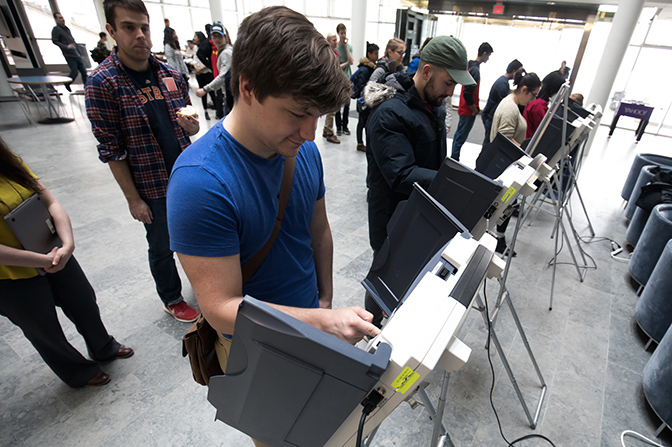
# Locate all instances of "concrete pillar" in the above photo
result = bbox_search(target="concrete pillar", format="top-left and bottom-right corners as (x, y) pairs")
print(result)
(584, 0), (644, 155)
(209, 0), (223, 23)
(586, 0), (645, 110)
(351, 0), (367, 65)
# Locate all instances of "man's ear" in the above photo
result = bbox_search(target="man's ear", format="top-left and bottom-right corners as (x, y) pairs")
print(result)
(105, 23), (115, 40)
(421, 63), (433, 81)
(238, 76), (254, 106)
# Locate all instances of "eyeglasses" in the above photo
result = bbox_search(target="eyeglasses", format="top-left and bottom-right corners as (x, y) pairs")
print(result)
(395, 50), (405, 57)
(529, 90), (539, 99)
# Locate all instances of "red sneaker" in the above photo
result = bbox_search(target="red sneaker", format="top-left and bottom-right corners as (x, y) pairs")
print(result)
(164, 300), (200, 323)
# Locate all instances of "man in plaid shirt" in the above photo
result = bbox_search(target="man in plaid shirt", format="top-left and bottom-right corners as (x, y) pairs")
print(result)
(85, 0), (200, 323)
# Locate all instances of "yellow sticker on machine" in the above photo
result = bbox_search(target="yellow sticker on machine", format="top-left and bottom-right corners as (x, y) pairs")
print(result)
(501, 187), (517, 203)
(390, 367), (420, 394)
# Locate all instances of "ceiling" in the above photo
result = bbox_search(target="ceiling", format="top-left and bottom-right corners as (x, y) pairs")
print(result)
(424, 0), (672, 21)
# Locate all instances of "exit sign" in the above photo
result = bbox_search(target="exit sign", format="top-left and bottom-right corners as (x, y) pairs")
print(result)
(493, 3), (504, 14)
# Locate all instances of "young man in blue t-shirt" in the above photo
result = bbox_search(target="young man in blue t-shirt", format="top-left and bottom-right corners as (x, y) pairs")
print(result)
(167, 7), (379, 367)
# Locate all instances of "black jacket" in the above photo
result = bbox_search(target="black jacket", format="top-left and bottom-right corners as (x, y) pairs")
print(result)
(364, 73), (447, 251)
(51, 24), (79, 58)
(196, 39), (213, 71)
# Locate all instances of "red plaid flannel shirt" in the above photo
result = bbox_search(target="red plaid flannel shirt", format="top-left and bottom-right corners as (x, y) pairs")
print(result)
(85, 49), (192, 199)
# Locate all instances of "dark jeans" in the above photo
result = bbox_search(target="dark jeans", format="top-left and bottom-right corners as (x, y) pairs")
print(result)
(196, 72), (217, 112)
(143, 197), (182, 306)
(65, 56), (87, 85)
(357, 107), (370, 145)
(0, 257), (120, 387)
(451, 114), (476, 161)
(335, 100), (350, 132)
(482, 114), (493, 146)
(215, 89), (225, 119)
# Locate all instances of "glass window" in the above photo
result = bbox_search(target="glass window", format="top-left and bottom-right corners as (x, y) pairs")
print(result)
(57, 0), (103, 51)
(36, 39), (63, 65)
(163, 4), (194, 49)
(629, 7), (657, 46)
(242, 0), (265, 16)
(144, 2), (165, 53)
(659, 103), (672, 138)
(190, 0), (211, 7)
(305, 0), (328, 18)
(645, 17), (672, 46)
(330, 0), (350, 19)
(572, 21), (612, 100)
(22, 0), (56, 39)
(190, 8), (212, 38)
(311, 18), (336, 38)
(620, 47), (672, 126)
(371, 22), (396, 55)
(285, 0), (305, 14)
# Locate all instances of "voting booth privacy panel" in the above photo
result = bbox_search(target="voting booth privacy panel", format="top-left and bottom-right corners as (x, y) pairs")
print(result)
(207, 297), (392, 447)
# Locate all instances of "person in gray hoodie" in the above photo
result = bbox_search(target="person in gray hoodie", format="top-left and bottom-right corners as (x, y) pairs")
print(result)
(195, 21), (233, 118)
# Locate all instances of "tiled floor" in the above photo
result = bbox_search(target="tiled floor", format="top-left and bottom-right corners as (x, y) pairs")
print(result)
(1, 86), (671, 447)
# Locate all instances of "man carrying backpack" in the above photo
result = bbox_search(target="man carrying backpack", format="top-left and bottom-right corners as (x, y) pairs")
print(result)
(351, 42), (379, 152)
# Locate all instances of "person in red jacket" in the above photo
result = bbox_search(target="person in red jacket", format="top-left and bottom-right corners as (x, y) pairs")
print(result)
(450, 42), (492, 161)
(523, 70), (565, 139)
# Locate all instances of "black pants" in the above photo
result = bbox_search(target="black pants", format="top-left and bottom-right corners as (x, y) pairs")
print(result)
(364, 249), (384, 328)
(0, 257), (120, 387)
(356, 107), (370, 145)
(335, 101), (350, 132)
(215, 89), (225, 119)
(196, 72), (218, 112)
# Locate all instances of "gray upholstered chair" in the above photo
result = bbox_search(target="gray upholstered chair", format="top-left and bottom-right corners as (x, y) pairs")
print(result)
(621, 154), (672, 201)
(636, 239), (672, 348)
(629, 205), (672, 290)
(643, 324), (672, 437)
(625, 165), (657, 221)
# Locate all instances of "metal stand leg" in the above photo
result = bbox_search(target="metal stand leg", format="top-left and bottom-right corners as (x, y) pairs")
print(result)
(478, 197), (547, 429)
(475, 291), (547, 429)
(415, 373), (455, 447)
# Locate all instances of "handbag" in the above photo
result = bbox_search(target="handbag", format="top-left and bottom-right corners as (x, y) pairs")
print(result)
(182, 155), (296, 386)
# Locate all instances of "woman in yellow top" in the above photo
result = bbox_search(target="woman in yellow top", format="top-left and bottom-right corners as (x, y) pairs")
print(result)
(0, 137), (133, 388)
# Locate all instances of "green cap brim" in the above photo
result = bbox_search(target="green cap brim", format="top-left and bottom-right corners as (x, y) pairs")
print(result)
(446, 67), (476, 86)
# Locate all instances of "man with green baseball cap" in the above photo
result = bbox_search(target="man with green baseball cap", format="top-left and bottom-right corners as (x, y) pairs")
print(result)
(362, 34), (475, 327)
(420, 35), (476, 87)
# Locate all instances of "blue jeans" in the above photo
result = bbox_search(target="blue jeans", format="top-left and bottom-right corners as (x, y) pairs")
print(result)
(451, 115), (476, 161)
(143, 197), (182, 306)
(65, 56), (87, 85)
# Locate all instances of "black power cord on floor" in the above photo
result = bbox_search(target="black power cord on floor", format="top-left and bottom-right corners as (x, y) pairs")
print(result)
(482, 280), (558, 447)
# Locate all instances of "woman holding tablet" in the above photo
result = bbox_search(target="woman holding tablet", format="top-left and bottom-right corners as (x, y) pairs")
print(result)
(0, 137), (132, 388)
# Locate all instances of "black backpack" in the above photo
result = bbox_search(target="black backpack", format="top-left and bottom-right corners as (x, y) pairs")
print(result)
(636, 167), (672, 212)
(350, 65), (373, 99)
(90, 46), (110, 64)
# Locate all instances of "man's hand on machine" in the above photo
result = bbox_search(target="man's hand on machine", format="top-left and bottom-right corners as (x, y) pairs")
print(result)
(320, 307), (380, 344)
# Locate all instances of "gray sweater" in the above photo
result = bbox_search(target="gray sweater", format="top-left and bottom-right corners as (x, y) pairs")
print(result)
(204, 44), (233, 93)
